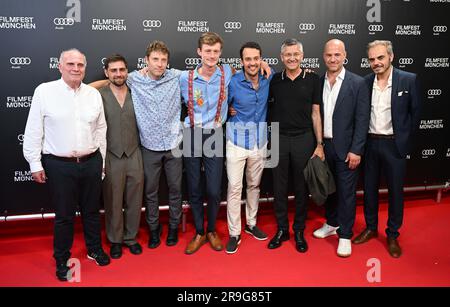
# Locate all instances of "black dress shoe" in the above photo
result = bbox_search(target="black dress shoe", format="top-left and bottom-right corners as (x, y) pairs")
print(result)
(148, 225), (162, 249)
(166, 227), (179, 246)
(110, 243), (122, 259)
(128, 243), (143, 255)
(56, 262), (70, 282)
(268, 230), (290, 249)
(295, 231), (308, 253)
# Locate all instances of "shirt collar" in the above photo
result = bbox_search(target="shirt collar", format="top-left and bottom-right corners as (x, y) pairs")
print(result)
(373, 66), (393, 89)
(193, 63), (221, 80)
(325, 67), (346, 82)
(59, 78), (83, 92)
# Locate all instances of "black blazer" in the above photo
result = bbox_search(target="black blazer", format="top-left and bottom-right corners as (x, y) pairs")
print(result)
(364, 67), (422, 158)
(320, 69), (371, 160)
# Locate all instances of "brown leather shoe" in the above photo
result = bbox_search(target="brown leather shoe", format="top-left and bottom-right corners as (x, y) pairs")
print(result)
(387, 238), (402, 258)
(185, 234), (207, 255)
(207, 232), (223, 251)
(352, 229), (378, 244)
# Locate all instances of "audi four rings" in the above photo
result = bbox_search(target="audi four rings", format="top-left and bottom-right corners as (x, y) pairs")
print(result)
(298, 23), (315, 31)
(399, 58), (414, 65)
(185, 58), (202, 65)
(143, 20), (162, 28)
(368, 25), (384, 31)
(10, 57), (31, 65)
(224, 22), (242, 30)
(433, 25), (447, 32)
(53, 18), (74, 26)
(422, 149), (436, 155)
(427, 89), (442, 96)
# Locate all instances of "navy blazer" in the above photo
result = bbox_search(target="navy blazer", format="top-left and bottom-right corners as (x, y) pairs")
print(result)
(364, 67), (422, 158)
(320, 69), (371, 160)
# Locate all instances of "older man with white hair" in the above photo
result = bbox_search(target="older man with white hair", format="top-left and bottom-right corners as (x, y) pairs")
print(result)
(23, 48), (110, 282)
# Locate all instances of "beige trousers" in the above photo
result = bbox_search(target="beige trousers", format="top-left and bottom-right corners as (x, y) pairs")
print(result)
(226, 141), (266, 236)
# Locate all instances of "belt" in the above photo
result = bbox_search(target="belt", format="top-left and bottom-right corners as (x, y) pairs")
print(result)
(368, 133), (395, 139)
(44, 150), (99, 163)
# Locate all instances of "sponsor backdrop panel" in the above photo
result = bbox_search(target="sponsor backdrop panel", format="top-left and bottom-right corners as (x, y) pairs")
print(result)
(1, 0), (448, 215)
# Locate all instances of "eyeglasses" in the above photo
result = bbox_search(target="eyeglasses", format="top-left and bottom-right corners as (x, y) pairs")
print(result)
(282, 52), (302, 59)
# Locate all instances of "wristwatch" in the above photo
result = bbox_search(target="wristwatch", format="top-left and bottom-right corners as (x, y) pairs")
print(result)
(317, 140), (324, 146)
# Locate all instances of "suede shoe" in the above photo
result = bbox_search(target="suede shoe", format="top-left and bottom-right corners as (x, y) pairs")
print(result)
(127, 243), (142, 255)
(148, 224), (162, 249)
(387, 238), (402, 258)
(87, 249), (111, 266)
(226, 236), (241, 254)
(185, 233), (207, 255)
(245, 225), (268, 240)
(110, 243), (122, 259)
(352, 229), (378, 244)
(295, 231), (308, 253)
(268, 229), (290, 249)
(207, 231), (223, 251)
(166, 227), (179, 246)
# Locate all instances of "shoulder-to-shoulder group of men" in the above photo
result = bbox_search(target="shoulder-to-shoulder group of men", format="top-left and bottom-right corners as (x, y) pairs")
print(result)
(23, 32), (421, 281)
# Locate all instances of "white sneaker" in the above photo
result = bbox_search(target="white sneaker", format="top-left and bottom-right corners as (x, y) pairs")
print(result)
(337, 238), (352, 257)
(313, 223), (339, 239)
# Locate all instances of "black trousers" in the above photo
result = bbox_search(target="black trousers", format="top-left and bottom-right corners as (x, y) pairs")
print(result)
(272, 131), (315, 232)
(42, 151), (103, 264)
(323, 139), (359, 239)
(363, 137), (406, 239)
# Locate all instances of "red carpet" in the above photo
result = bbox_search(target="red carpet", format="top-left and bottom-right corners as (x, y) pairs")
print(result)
(1, 193), (449, 287)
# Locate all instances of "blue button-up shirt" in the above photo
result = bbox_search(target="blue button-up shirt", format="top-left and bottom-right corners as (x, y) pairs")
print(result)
(127, 69), (182, 151)
(180, 64), (232, 128)
(226, 70), (272, 149)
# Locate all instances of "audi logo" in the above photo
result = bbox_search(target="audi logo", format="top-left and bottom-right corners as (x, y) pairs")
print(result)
(224, 22), (242, 30)
(143, 20), (161, 28)
(433, 25), (447, 33)
(368, 24), (384, 32)
(422, 149), (436, 155)
(399, 58), (414, 65)
(428, 89), (442, 96)
(53, 18), (74, 26)
(298, 23), (315, 31)
(263, 58), (279, 65)
(18, 134), (24, 142)
(101, 57), (107, 65)
(10, 57), (31, 65)
(185, 58), (202, 66)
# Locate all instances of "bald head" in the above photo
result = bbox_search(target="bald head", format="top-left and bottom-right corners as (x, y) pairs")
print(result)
(323, 39), (347, 74)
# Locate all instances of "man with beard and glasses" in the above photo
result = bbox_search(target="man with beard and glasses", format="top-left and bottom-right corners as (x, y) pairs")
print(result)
(98, 54), (144, 259)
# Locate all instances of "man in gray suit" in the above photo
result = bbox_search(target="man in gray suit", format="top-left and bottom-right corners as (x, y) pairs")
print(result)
(99, 54), (144, 259)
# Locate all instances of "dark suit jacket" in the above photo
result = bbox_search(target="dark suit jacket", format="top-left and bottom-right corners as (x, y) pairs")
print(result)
(320, 69), (371, 160)
(364, 67), (422, 158)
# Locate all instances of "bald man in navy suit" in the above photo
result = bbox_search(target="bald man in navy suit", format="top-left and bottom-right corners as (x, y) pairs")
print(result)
(313, 39), (370, 258)
(353, 40), (421, 258)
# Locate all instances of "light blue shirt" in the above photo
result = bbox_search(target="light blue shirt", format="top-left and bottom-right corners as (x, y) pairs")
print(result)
(180, 64), (232, 128)
(127, 69), (182, 151)
(226, 70), (273, 149)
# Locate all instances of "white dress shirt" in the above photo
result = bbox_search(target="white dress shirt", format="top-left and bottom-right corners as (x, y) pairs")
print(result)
(369, 67), (393, 135)
(23, 78), (107, 173)
(323, 68), (346, 138)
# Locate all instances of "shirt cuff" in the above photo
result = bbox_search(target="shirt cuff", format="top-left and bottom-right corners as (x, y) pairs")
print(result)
(29, 162), (43, 173)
